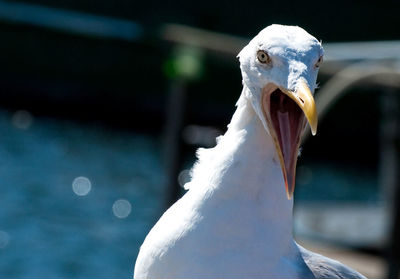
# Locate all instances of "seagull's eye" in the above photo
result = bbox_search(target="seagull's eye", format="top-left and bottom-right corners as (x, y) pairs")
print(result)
(257, 50), (271, 64)
(315, 55), (323, 68)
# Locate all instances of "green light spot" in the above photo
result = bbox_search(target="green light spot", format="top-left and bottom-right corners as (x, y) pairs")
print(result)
(163, 46), (204, 81)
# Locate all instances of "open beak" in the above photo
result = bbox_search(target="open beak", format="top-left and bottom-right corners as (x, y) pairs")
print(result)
(262, 80), (318, 199)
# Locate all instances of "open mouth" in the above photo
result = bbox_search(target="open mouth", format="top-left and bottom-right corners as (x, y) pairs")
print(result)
(262, 85), (311, 199)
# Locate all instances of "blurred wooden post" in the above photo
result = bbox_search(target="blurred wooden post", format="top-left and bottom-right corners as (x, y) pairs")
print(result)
(164, 79), (186, 207)
(163, 45), (204, 208)
(380, 88), (400, 279)
(388, 166), (400, 279)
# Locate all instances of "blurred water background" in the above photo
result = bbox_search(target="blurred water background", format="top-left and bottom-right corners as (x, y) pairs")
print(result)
(0, 110), (165, 278)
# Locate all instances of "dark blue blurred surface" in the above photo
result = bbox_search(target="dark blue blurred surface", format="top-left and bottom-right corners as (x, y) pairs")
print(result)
(0, 110), (164, 279)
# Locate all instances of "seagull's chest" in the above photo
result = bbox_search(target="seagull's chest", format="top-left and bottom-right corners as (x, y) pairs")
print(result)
(134, 191), (300, 279)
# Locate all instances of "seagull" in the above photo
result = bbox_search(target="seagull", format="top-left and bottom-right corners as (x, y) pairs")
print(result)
(134, 24), (367, 279)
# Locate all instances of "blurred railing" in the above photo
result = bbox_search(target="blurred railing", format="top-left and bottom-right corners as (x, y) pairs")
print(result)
(1, 0), (399, 117)
(0, 0), (142, 41)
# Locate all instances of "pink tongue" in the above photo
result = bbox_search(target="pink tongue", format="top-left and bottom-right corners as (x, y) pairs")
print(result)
(270, 90), (306, 197)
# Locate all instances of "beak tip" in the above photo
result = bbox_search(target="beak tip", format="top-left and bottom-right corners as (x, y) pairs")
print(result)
(311, 128), (317, 136)
(285, 180), (295, 200)
(310, 117), (318, 136)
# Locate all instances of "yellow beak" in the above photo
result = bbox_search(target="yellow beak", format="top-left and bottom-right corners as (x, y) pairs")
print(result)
(280, 81), (318, 136)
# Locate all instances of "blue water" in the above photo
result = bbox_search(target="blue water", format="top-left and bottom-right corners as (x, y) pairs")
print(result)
(0, 110), (379, 278)
(0, 110), (165, 279)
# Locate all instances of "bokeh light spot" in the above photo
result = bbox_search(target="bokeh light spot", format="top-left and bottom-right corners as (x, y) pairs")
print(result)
(178, 169), (191, 188)
(112, 199), (131, 219)
(12, 110), (33, 130)
(182, 125), (221, 147)
(72, 176), (92, 196)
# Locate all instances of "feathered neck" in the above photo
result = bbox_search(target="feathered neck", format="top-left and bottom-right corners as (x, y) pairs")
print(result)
(185, 90), (294, 247)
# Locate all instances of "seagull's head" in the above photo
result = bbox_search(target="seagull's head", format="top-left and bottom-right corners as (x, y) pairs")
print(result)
(238, 24), (324, 199)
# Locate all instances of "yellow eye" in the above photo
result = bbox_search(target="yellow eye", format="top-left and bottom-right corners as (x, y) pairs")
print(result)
(315, 55), (323, 68)
(257, 50), (271, 64)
